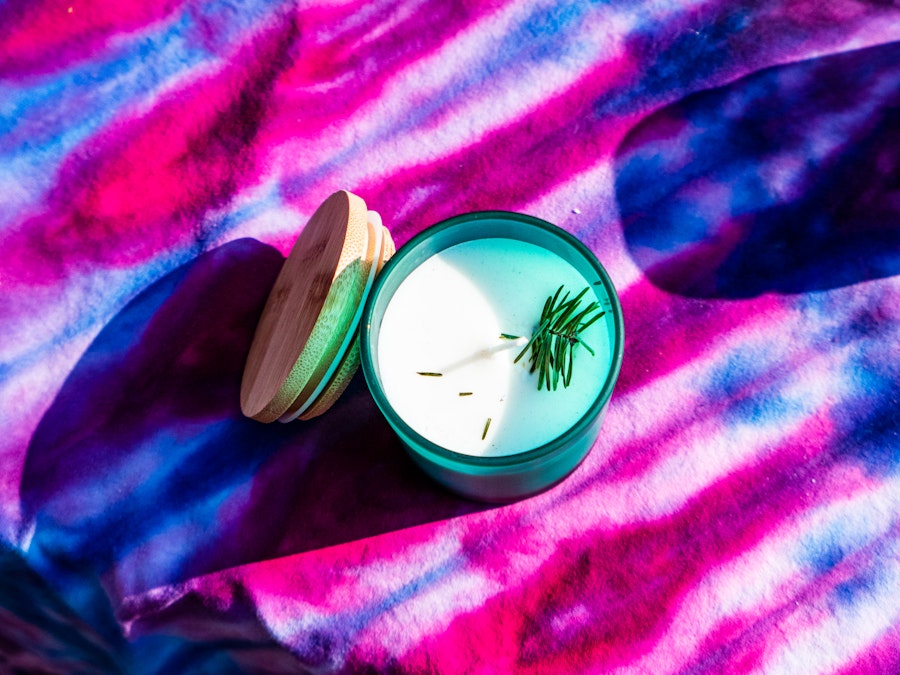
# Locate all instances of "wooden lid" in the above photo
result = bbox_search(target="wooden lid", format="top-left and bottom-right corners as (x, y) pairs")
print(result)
(240, 191), (394, 422)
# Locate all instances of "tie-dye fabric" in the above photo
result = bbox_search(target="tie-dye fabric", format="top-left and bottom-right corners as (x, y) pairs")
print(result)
(2, 0), (899, 672)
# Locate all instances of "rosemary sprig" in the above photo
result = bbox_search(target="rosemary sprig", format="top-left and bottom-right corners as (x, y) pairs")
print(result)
(513, 285), (606, 391)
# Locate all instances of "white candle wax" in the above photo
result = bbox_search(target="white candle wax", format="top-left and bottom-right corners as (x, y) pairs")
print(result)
(377, 238), (613, 457)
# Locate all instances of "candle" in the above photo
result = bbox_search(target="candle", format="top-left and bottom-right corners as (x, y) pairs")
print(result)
(240, 194), (622, 501)
(361, 212), (623, 502)
(377, 237), (612, 457)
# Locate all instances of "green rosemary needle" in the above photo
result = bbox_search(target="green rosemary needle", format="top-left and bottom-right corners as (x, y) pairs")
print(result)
(513, 284), (606, 391)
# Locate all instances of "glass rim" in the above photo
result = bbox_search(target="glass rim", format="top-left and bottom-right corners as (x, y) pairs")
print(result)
(359, 210), (624, 468)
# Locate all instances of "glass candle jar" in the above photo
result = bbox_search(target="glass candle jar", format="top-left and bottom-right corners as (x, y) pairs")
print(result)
(360, 211), (623, 502)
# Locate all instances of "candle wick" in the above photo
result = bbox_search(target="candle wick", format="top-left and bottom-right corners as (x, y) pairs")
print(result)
(430, 337), (526, 375)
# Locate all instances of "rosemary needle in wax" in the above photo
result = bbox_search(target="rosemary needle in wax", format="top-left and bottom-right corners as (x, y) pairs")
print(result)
(482, 417), (492, 440)
(417, 371), (443, 377)
(513, 284), (606, 391)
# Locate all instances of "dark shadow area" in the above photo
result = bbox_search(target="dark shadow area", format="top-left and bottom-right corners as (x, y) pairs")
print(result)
(0, 543), (125, 673)
(126, 583), (308, 675)
(615, 40), (900, 298)
(19, 238), (488, 638)
(1, 539), (307, 674)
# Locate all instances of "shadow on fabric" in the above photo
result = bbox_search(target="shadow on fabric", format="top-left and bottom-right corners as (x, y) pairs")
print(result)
(0, 540), (305, 674)
(0, 543), (124, 672)
(615, 40), (900, 299)
(19, 238), (486, 633)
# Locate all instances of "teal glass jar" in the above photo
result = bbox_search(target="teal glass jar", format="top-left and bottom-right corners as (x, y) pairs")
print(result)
(360, 211), (624, 503)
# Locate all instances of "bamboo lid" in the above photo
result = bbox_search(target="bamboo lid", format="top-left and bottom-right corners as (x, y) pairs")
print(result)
(240, 191), (394, 422)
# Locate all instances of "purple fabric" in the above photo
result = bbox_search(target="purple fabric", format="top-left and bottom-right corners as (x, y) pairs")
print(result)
(2, 1), (899, 672)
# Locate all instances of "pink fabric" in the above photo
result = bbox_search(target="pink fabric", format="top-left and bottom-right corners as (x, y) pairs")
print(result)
(2, 1), (899, 672)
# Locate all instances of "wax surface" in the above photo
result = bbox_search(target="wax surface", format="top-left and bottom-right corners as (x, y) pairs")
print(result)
(377, 238), (613, 457)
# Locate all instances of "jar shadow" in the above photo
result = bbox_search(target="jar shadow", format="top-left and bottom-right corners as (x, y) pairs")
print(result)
(19, 238), (489, 610)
